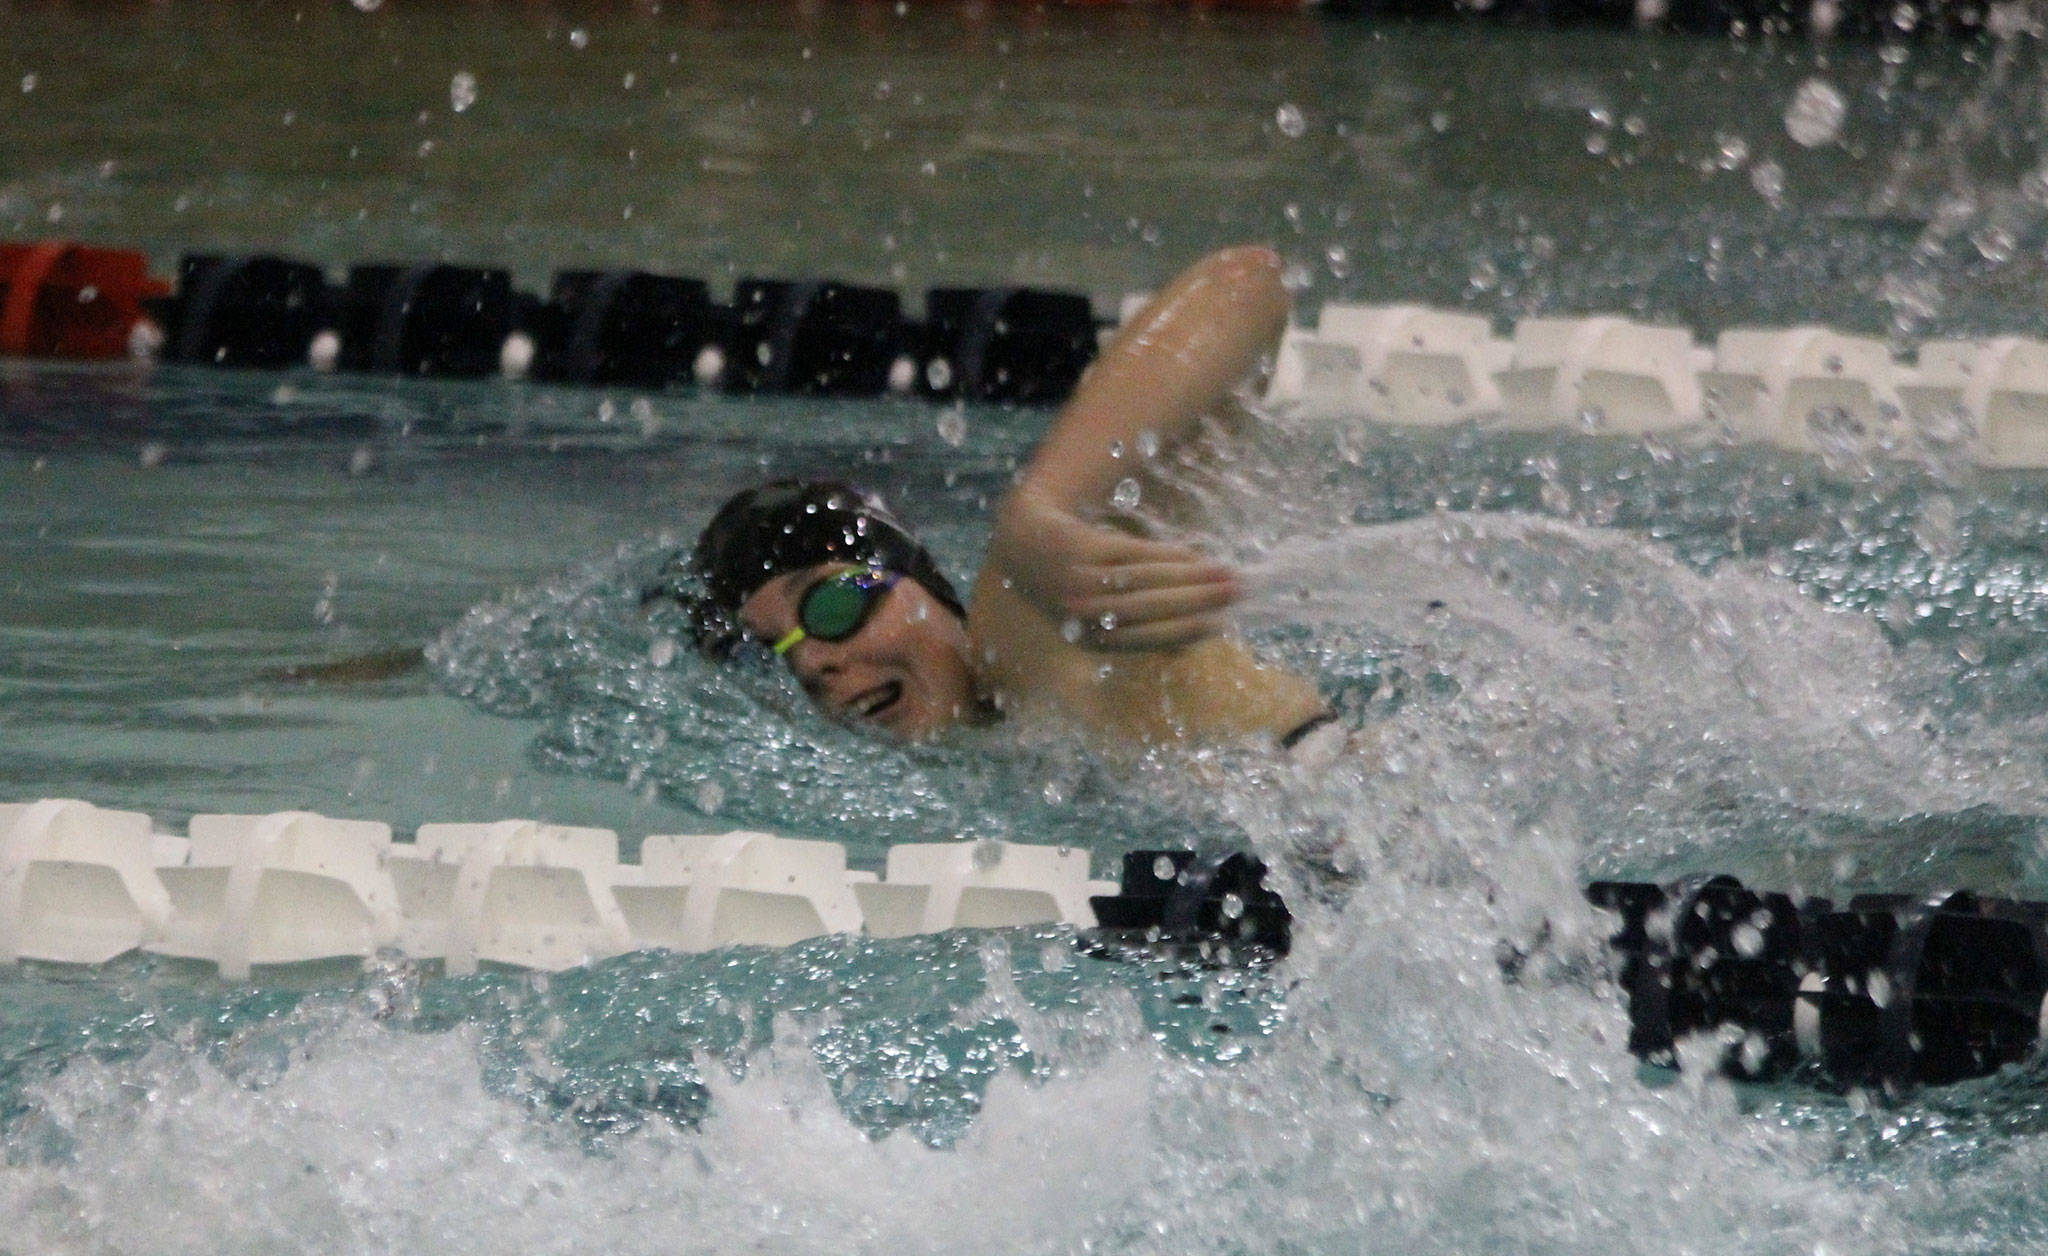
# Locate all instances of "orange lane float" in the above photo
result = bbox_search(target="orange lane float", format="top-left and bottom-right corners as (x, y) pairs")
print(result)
(0, 240), (169, 361)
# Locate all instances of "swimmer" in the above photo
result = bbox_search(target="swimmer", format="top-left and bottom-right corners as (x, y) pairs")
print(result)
(663, 246), (1338, 755)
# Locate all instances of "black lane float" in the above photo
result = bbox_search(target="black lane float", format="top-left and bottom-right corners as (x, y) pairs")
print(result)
(142, 249), (1108, 404)
(1588, 875), (2048, 1092)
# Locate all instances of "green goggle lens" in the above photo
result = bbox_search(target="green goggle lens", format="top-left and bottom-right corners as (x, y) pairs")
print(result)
(772, 570), (899, 655)
(802, 574), (877, 638)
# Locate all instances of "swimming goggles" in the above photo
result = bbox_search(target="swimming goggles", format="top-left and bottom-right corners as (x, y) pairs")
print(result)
(772, 569), (901, 656)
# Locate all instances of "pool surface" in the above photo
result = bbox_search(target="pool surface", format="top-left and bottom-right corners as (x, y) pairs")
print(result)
(9, 4), (2048, 1253)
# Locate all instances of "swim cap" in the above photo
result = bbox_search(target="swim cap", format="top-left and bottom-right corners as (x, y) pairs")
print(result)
(668, 479), (966, 657)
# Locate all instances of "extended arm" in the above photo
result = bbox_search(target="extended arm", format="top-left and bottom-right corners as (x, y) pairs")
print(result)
(983, 246), (1290, 650)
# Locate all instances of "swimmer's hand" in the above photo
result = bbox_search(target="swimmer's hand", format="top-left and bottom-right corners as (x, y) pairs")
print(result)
(987, 486), (1241, 651)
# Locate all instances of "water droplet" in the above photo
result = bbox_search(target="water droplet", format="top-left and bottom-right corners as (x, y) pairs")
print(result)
(139, 442), (167, 468)
(568, 27), (590, 49)
(1430, 110), (1451, 133)
(631, 396), (659, 437)
(1971, 225), (2015, 263)
(348, 446), (375, 476)
(696, 781), (725, 814)
(1623, 114), (1648, 137)
(937, 409), (967, 447)
(1221, 892), (1245, 921)
(1784, 78), (1847, 148)
(1275, 102), (1307, 139)
(20, 73), (37, 93)
(450, 71), (477, 113)
(1750, 159), (1786, 207)
(649, 637), (677, 667)
(1585, 132), (1610, 157)
(925, 357), (954, 392)
(1061, 618), (1083, 644)
(1153, 855), (1177, 882)
(1714, 133), (1749, 169)
(1732, 923), (1765, 957)
(1098, 611), (1118, 631)
(1136, 429), (1160, 458)
(1325, 244), (1351, 278)
(1042, 779), (1067, 806)
(1110, 477), (1141, 511)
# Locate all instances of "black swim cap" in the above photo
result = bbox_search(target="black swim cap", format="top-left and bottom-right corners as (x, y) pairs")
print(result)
(668, 479), (965, 658)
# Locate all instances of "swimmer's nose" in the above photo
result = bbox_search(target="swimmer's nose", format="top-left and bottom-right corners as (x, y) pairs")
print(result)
(784, 642), (843, 699)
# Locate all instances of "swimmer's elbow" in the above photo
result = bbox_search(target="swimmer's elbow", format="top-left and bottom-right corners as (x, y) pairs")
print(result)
(1197, 246), (1289, 325)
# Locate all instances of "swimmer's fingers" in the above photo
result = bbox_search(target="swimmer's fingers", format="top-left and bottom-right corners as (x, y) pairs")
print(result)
(1075, 611), (1231, 652)
(989, 487), (1238, 634)
(1065, 572), (1241, 635)
(1073, 556), (1239, 597)
(1062, 525), (1218, 569)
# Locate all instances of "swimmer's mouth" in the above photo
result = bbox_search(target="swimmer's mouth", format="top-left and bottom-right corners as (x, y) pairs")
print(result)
(849, 681), (903, 722)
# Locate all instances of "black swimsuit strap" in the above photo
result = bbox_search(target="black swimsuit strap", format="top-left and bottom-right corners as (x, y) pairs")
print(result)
(1279, 708), (1341, 751)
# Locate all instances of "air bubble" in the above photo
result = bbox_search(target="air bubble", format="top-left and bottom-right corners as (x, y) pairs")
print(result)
(1153, 855), (1177, 881)
(1275, 103), (1307, 138)
(568, 27), (590, 49)
(450, 72), (477, 113)
(936, 409), (967, 447)
(1111, 477), (1141, 511)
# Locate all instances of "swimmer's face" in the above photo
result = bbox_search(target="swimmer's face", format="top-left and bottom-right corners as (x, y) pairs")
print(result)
(739, 563), (977, 739)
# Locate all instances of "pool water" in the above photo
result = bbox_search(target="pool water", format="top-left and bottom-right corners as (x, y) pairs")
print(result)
(9, 3), (2048, 1253)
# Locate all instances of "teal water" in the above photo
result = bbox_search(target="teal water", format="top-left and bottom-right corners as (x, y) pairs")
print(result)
(8, 3), (2048, 1253)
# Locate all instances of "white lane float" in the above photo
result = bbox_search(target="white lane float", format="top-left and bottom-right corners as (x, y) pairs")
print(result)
(0, 799), (182, 965)
(1260, 301), (2048, 468)
(0, 799), (1128, 980)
